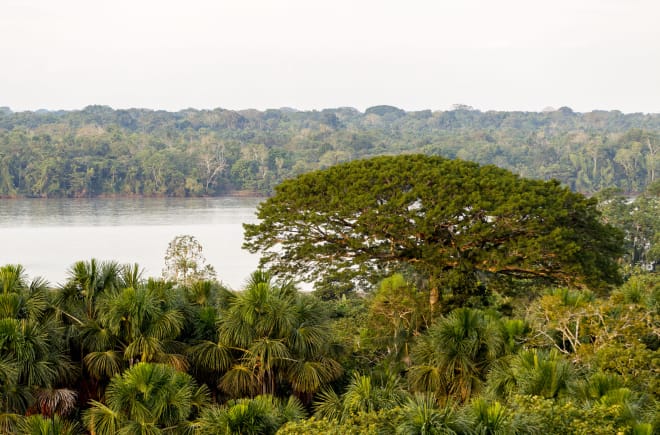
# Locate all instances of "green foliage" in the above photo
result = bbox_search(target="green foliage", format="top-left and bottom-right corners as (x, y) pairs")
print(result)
(396, 394), (469, 435)
(195, 395), (303, 435)
(1, 107), (659, 199)
(208, 271), (342, 401)
(487, 349), (576, 400)
(0, 265), (74, 416)
(278, 409), (400, 435)
(525, 287), (601, 353)
(313, 371), (408, 424)
(508, 394), (656, 435)
(162, 235), (216, 286)
(597, 184), (659, 270)
(95, 282), (186, 368)
(17, 414), (82, 435)
(467, 398), (524, 434)
(0, 250), (657, 433)
(408, 308), (505, 402)
(245, 155), (624, 302)
(83, 362), (208, 434)
(365, 274), (430, 366)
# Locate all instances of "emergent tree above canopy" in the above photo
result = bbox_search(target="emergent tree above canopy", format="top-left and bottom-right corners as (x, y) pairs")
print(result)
(243, 155), (624, 306)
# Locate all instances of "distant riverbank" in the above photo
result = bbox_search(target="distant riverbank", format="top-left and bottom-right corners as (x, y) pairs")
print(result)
(0, 190), (267, 200)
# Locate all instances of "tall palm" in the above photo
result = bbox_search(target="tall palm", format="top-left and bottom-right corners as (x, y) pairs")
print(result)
(408, 308), (505, 402)
(0, 317), (74, 411)
(96, 282), (185, 369)
(83, 362), (209, 434)
(211, 270), (342, 401)
(342, 372), (408, 415)
(52, 260), (144, 403)
(0, 265), (49, 321)
(0, 265), (74, 417)
(55, 259), (121, 321)
(575, 372), (655, 430)
(217, 273), (295, 395)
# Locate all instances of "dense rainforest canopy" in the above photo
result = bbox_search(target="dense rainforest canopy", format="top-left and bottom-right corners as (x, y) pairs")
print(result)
(0, 261), (657, 434)
(0, 105), (658, 197)
(0, 106), (658, 433)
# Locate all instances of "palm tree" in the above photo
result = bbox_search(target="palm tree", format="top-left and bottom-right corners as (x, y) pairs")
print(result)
(575, 373), (656, 431)
(467, 398), (523, 435)
(408, 308), (505, 402)
(33, 387), (77, 418)
(314, 371), (408, 422)
(55, 259), (121, 322)
(52, 260), (153, 404)
(0, 317), (75, 412)
(0, 265), (74, 418)
(83, 362), (209, 434)
(574, 371), (626, 404)
(17, 414), (82, 435)
(194, 395), (304, 435)
(96, 282), (186, 369)
(210, 270), (342, 401)
(396, 393), (469, 435)
(486, 349), (575, 400)
(58, 271), (187, 408)
(0, 265), (49, 321)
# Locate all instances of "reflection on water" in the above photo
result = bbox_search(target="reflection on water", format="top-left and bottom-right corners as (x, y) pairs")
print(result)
(0, 197), (263, 288)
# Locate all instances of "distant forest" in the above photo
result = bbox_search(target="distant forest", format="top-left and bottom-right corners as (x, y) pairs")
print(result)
(0, 105), (658, 198)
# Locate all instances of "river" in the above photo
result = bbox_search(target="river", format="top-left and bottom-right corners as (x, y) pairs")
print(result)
(0, 197), (263, 289)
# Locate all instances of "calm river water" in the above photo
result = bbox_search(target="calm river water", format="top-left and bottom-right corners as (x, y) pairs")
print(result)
(0, 197), (263, 288)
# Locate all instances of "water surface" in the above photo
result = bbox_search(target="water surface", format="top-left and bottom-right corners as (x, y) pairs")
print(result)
(0, 197), (263, 288)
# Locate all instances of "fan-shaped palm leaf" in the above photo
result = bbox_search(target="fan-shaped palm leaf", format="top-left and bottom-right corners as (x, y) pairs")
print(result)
(85, 362), (204, 433)
(0, 264), (27, 295)
(313, 388), (343, 421)
(468, 398), (517, 435)
(18, 414), (82, 435)
(84, 350), (123, 379)
(278, 395), (305, 425)
(188, 340), (233, 373)
(195, 396), (280, 435)
(120, 263), (144, 289)
(396, 393), (469, 435)
(218, 364), (259, 398)
(409, 308), (505, 402)
(34, 387), (77, 417)
(83, 400), (122, 435)
(514, 349), (575, 399)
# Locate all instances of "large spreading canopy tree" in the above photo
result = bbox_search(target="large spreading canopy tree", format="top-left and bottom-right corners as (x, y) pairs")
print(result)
(243, 155), (624, 305)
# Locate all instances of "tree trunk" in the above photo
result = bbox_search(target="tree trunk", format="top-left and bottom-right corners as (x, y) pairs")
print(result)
(429, 286), (439, 313)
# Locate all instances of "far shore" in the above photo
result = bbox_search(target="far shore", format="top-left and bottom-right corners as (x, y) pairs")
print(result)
(0, 190), (268, 200)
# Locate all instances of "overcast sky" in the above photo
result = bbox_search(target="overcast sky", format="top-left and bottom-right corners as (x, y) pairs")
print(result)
(2, 0), (659, 113)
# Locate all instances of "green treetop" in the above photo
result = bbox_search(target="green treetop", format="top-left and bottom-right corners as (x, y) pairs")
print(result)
(244, 155), (624, 307)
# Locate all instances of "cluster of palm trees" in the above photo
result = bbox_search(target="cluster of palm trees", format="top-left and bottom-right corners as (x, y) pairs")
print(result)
(0, 261), (657, 434)
(288, 304), (657, 434)
(0, 262), (341, 434)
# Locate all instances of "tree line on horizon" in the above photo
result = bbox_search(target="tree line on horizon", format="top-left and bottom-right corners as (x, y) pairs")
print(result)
(0, 104), (658, 198)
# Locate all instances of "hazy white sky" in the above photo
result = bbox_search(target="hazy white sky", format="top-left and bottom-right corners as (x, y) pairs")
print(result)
(2, 0), (659, 113)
